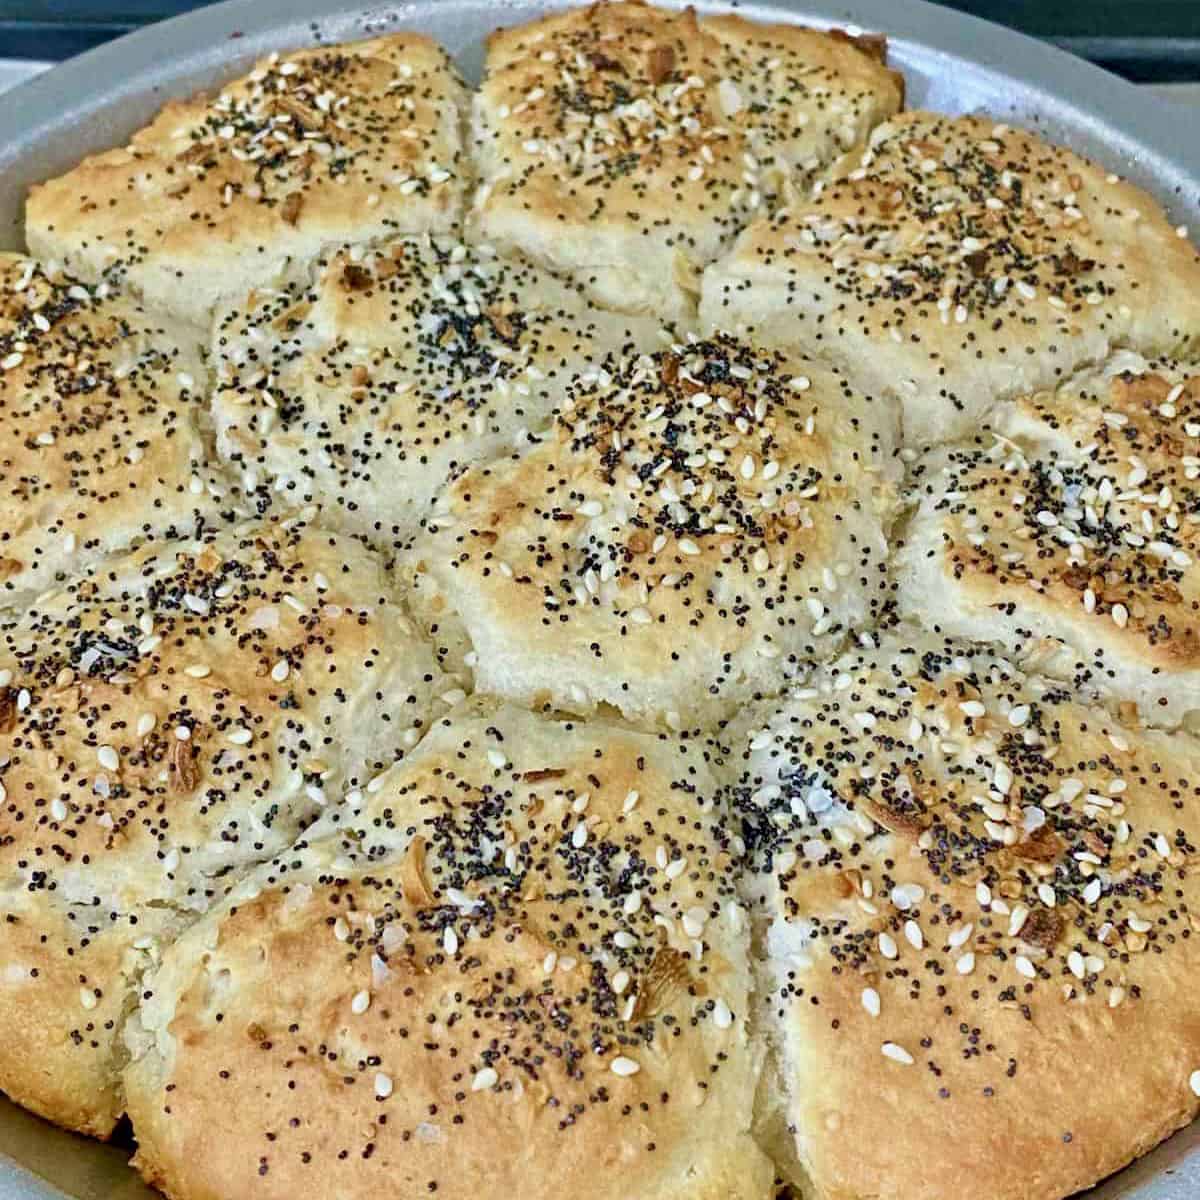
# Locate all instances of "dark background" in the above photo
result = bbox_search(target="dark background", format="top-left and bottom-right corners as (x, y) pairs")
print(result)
(2, 0), (1200, 79)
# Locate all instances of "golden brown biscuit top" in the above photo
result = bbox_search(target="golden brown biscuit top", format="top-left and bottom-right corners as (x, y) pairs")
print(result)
(213, 237), (659, 495)
(169, 38), (456, 213)
(125, 702), (768, 1200)
(728, 630), (1200, 1199)
(303, 704), (739, 1059)
(24, 33), (468, 326)
(432, 331), (891, 631)
(1, 253), (95, 346)
(737, 109), (1196, 331)
(733, 633), (1196, 1012)
(0, 254), (181, 409)
(476, 2), (901, 229)
(0, 517), (444, 918)
(915, 358), (1200, 669)
(0, 254), (221, 601)
(407, 331), (898, 727)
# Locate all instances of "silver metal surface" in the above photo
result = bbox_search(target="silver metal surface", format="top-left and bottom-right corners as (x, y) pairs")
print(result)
(0, 62), (50, 96)
(0, 1), (1197, 1196)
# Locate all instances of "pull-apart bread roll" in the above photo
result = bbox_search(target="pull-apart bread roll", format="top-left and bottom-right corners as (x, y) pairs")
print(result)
(701, 111), (1200, 446)
(405, 332), (900, 729)
(124, 699), (773, 1200)
(26, 35), (469, 326)
(900, 353), (1200, 726)
(727, 630), (1200, 1200)
(470, 1), (902, 318)
(0, 517), (451, 1135)
(0, 254), (228, 607)
(211, 236), (666, 545)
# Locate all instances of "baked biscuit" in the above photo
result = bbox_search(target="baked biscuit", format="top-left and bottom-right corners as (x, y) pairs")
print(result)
(700, 111), (1200, 445)
(0, 254), (228, 607)
(470, 1), (902, 317)
(899, 352), (1200, 726)
(404, 332), (899, 728)
(124, 698), (773, 1200)
(26, 36), (468, 326)
(726, 629), (1200, 1200)
(0, 516), (451, 1135)
(211, 236), (666, 546)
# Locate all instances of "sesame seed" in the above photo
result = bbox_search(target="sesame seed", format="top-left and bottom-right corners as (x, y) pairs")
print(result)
(890, 882), (925, 910)
(611, 1056), (640, 1077)
(472, 1067), (498, 1091)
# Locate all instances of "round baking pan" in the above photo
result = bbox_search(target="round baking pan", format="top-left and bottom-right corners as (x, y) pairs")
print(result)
(0, 1), (1198, 1197)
